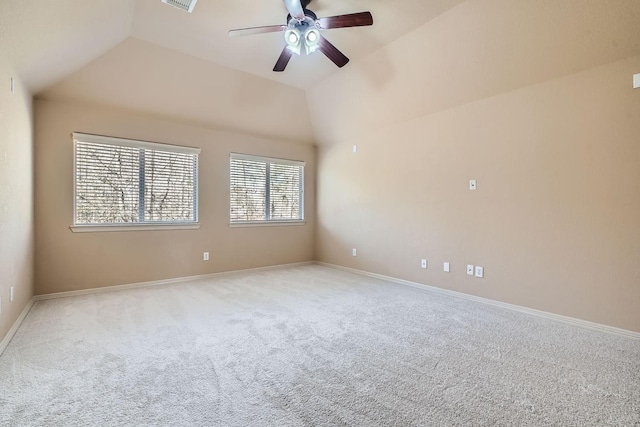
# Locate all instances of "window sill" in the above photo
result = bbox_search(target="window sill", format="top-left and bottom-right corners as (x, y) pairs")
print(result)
(229, 221), (306, 228)
(70, 223), (200, 233)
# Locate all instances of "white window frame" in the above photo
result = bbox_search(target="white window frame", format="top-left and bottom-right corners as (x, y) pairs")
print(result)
(71, 132), (201, 233)
(230, 153), (305, 227)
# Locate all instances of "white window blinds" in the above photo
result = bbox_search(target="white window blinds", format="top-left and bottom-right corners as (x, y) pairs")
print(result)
(230, 153), (304, 223)
(73, 133), (199, 226)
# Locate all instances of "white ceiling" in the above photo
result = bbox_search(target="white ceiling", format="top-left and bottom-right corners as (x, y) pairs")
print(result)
(4, 0), (639, 145)
(130, 0), (467, 90)
(0, 0), (134, 93)
(0, 0), (466, 94)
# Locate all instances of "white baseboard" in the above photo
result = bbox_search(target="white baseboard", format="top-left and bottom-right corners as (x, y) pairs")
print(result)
(0, 297), (35, 357)
(34, 261), (315, 301)
(2, 262), (313, 357)
(316, 262), (640, 341)
(5, 260), (635, 359)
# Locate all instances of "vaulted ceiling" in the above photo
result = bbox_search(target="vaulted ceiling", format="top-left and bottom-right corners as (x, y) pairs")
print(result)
(1, 0), (466, 93)
(2, 0), (639, 145)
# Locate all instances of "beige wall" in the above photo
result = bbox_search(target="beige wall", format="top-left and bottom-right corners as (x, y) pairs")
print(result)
(313, 55), (640, 332)
(7, 0), (640, 342)
(34, 99), (315, 295)
(0, 69), (34, 341)
(309, 0), (640, 333)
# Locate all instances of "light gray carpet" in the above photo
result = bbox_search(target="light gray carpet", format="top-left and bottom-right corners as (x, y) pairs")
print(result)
(0, 265), (639, 426)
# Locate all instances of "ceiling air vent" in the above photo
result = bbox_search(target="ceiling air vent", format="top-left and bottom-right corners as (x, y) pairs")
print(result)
(161, 0), (197, 13)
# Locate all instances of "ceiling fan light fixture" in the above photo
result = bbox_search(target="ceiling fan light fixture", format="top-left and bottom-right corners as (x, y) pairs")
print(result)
(285, 29), (302, 55)
(228, 2), (373, 72)
(287, 30), (299, 44)
(305, 28), (319, 43)
(304, 28), (320, 54)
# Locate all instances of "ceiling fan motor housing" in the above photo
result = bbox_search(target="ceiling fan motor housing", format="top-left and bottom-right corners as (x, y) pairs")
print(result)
(287, 8), (317, 25)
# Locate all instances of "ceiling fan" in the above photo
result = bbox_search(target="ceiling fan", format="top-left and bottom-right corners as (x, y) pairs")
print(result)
(228, 0), (373, 72)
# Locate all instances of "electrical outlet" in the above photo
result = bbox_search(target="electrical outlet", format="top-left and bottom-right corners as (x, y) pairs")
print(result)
(352, 248), (357, 257)
(421, 259), (427, 269)
(469, 179), (477, 190)
(466, 265), (474, 275)
(443, 262), (450, 272)
(10, 287), (14, 302)
(475, 266), (484, 278)
(203, 252), (209, 261)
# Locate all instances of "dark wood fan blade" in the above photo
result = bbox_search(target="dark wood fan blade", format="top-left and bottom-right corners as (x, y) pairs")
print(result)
(229, 25), (286, 38)
(273, 47), (294, 72)
(318, 11), (373, 30)
(318, 36), (349, 68)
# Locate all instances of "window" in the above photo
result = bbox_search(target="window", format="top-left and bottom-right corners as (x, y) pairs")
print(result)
(73, 133), (200, 230)
(230, 153), (304, 225)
